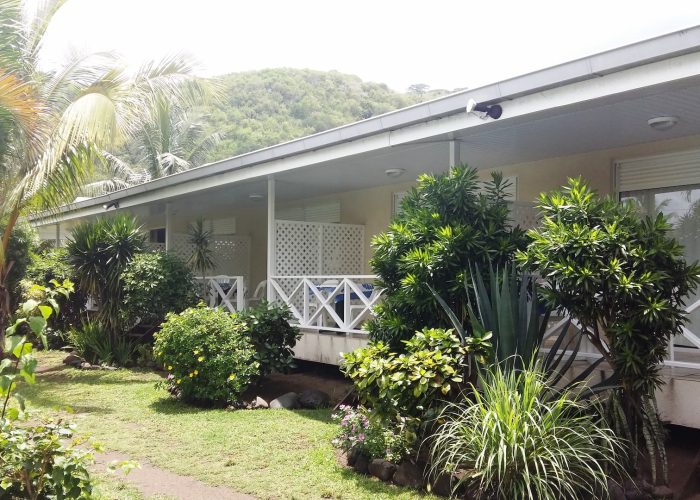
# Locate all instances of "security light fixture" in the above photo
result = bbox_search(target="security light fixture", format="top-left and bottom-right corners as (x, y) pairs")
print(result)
(647, 116), (678, 131)
(385, 168), (405, 178)
(103, 201), (119, 210)
(466, 98), (503, 119)
(249, 193), (264, 201)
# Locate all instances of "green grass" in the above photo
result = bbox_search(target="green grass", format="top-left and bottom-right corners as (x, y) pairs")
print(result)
(19, 352), (429, 499)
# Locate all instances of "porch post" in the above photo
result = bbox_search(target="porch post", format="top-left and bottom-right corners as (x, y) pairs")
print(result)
(448, 140), (460, 168)
(55, 223), (61, 247)
(165, 203), (172, 252)
(266, 176), (276, 302)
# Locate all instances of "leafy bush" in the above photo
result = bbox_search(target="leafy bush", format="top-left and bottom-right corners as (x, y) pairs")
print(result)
(342, 328), (491, 445)
(154, 305), (259, 405)
(121, 252), (198, 329)
(517, 177), (700, 481)
(332, 405), (410, 463)
(2, 222), (38, 311)
(66, 214), (146, 336)
(428, 364), (625, 500)
(237, 301), (301, 376)
(0, 421), (94, 499)
(22, 248), (87, 345)
(68, 321), (135, 366)
(369, 166), (526, 348)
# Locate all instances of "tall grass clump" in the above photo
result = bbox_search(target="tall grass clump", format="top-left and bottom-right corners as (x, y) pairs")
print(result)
(428, 363), (625, 499)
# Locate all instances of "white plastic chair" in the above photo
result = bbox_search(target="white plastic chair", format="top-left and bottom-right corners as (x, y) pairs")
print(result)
(246, 280), (267, 306)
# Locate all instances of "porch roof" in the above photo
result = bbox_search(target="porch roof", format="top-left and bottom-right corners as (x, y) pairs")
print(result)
(32, 25), (700, 223)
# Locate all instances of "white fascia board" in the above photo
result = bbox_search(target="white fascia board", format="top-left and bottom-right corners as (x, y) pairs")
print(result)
(390, 51), (700, 146)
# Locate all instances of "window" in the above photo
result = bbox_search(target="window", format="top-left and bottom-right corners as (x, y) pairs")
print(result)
(149, 228), (166, 244)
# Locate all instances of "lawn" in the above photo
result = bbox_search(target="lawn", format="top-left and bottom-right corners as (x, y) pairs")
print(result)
(17, 351), (429, 500)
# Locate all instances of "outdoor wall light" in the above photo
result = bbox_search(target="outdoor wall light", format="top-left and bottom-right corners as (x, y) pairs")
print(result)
(103, 201), (119, 210)
(385, 168), (405, 178)
(466, 98), (503, 119)
(249, 193), (264, 201)
(648, 116), (678, 131)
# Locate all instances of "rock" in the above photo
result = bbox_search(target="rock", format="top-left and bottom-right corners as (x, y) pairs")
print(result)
(368, 459), (397, 482)
(63, 353), (83, 366)
(608, 480), (625, 500)
(298, 389), (330, 409)
(393, 461), (423, 489)
(269, 392), (299, 409)
(60, 346), (75, 352)
(80, 362), (99, 370)
(353, 453), (370, 475)
(651, 485), (674, 499)
(100, 365), (118, 371)
(252, 396), (269, 409)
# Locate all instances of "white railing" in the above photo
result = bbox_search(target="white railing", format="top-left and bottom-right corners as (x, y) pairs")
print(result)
(269, 275), (383, 334)
(540, 304), (700, 371)
(195, 275), (246, 313)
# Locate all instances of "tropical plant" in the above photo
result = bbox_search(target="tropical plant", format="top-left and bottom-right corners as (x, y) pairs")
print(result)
(1, 222), (37, 312)
(121, 251), (198, 330)
(0, 421), (95, 499)
(368, 166), (526, 348)
(153, 305), (259, 405)
(0, 0), (209, 351)
(65, 214), (146, 337)
(1, 280), (73, 422)
(342, 328), (491, 448)
(187, 217), (215, 296)
(237, 301), (301, 377)
(68, 321), (114, 365)
(428, 363), (626, 500)
(517, 177), (700, 482)
(21, 247), (86, 342)
(83, 99), (221, 195)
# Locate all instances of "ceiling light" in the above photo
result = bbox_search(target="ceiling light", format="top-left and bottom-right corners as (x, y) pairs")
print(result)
(249, 193), (263, 201)
(648, 116), (678, 131)
(385, 168), (405, 178)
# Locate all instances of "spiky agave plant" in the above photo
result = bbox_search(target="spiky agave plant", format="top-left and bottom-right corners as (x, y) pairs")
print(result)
(428, 363), (626, 499)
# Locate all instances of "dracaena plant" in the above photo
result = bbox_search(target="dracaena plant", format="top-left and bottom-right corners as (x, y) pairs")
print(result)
(517, 177), (700, 483)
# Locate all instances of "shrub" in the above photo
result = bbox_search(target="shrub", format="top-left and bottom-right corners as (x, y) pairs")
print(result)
(121, 252), (198, 329)
(2, 221), (37, 311)
(517, 177), (700, 481)
(368, 166), (526, 348)
(22, 248), (87, 344)
(66, 214), (146, 336)
(0, 421), (94, 499)
(154, 305), (259, 405)
(332, 405), (410, 463)
(428, 364), (625, 500)
(237, 301), (301, 376)
(341, 328), (491, 446)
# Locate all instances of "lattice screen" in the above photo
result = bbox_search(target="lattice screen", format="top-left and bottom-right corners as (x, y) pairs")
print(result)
(322, 224), (364, 275)
(510, 202), (539, 230)
(167, 233), (251, 282)
(274, 220), (364, 276)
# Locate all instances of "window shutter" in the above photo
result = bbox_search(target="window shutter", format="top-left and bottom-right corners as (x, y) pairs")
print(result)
(211, 217), (236, 235)
(304, 202), (340, 223)
(617, 149), (700, 192)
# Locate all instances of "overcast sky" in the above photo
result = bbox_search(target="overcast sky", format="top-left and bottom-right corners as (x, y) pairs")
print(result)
(39, 0), (700, 92)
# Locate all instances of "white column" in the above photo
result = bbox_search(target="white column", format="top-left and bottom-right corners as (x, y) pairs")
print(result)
(165, 203), (172, 252)
(266, 177), (276, 302)
(448, 140), (460, 168)
(55, 223), (61, 247)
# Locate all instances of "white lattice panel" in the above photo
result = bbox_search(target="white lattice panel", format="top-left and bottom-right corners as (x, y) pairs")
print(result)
(169, 233), (251, 282)
(510, 202), (539, 230)
(322, 224), (364, 275)
(274, 221), (322, 275)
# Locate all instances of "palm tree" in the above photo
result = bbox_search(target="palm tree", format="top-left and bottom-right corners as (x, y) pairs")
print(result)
(0, 0), (208, 347)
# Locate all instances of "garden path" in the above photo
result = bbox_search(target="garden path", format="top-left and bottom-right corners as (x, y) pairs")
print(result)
(94, 451), (254, 500)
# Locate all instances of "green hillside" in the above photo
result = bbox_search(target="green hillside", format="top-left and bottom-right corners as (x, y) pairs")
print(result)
(200, 68), (449, 163)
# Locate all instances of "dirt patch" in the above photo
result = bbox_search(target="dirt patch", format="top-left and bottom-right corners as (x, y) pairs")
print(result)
(95, 452), (254, 500)
(242, 360), (352, 406)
